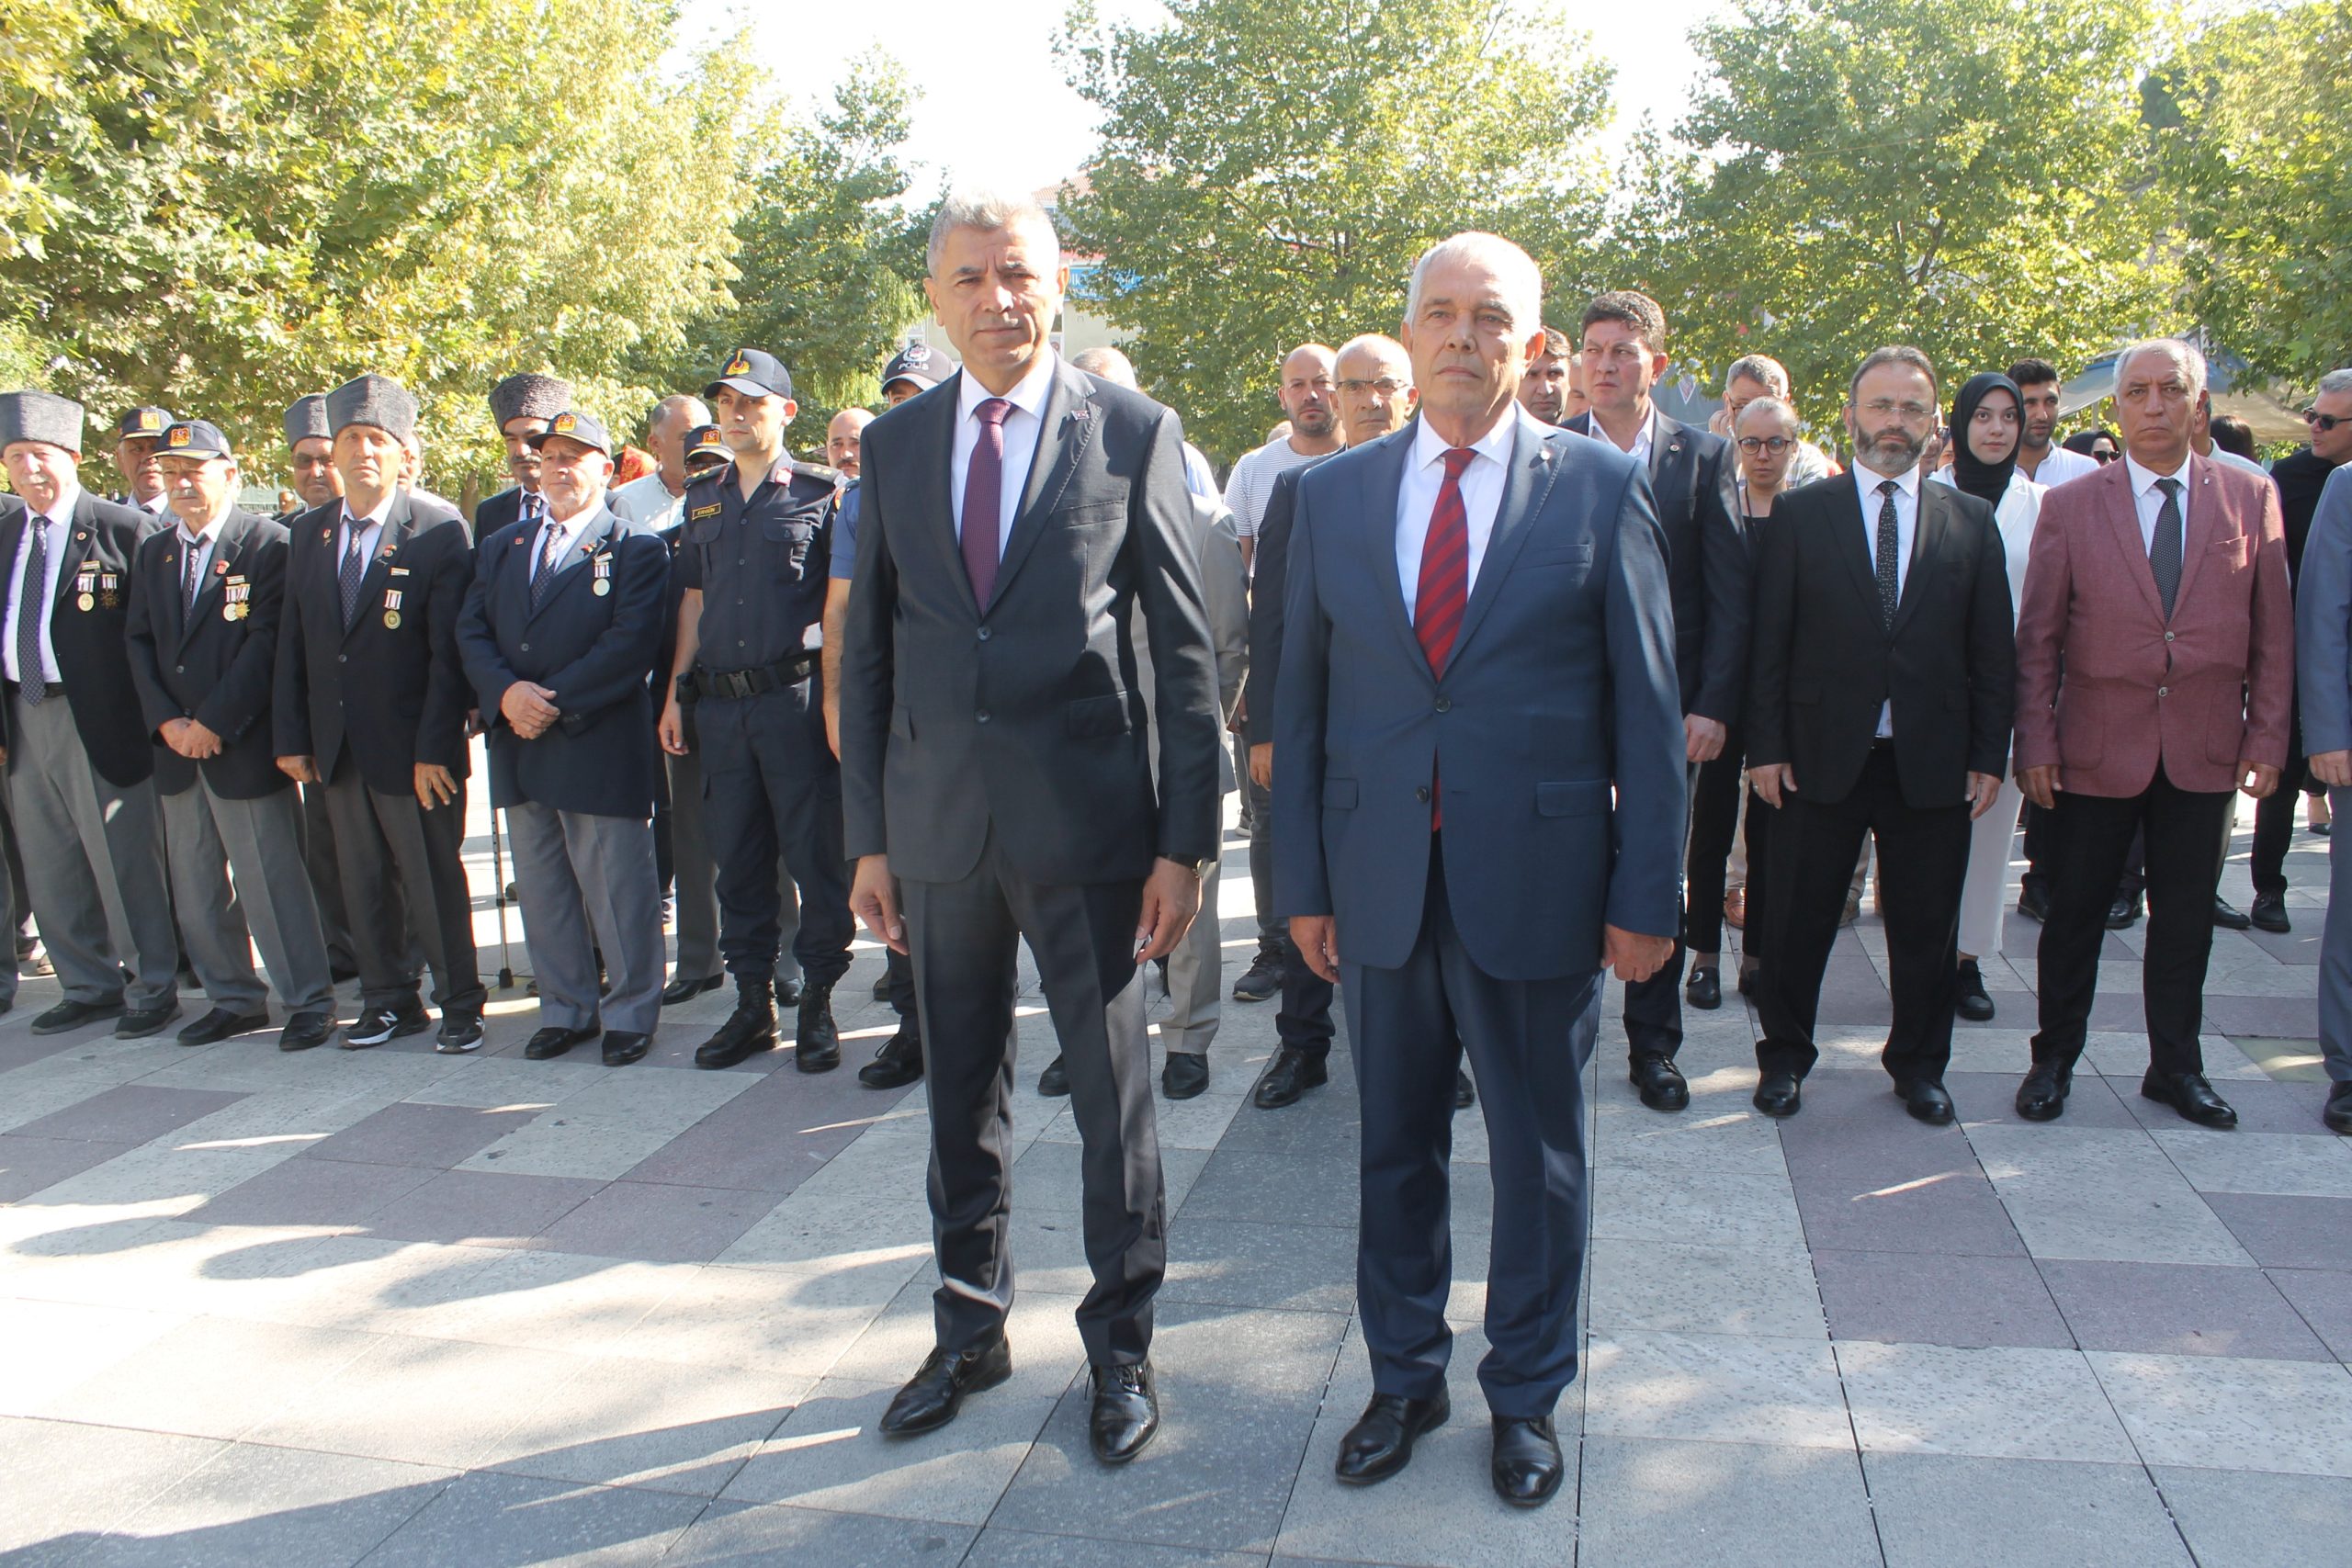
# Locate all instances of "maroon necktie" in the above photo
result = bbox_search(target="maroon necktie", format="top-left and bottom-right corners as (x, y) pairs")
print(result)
(961, 398), (1012, 609)
(1414, 446), (1476, 826)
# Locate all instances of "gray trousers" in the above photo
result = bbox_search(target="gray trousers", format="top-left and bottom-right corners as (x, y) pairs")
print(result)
(1159, 844), (1223, 1056)
(161, 779), (334, 1017)
(2323, 787), (2352, 1085)
(300, 780), (360, 975)
(666, 741), (797, 987)
(508, 800), (662, 1034)
(6, 693), (176, 1009)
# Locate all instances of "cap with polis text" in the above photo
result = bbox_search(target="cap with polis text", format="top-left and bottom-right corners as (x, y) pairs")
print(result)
(526, 410), (613, 457)
(882, 341), (958, 394)
(116, 406), (172, 440)
(704, 348), (792, 402)
(683, 424), (730, 468)
(283, 395), (330, 448)
(0, 390), (88, 455)
(159, 420), (233, 461)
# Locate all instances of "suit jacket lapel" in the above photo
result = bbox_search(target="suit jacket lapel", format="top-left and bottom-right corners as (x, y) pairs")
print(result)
(343, 493), (413, 643)
(1891, 483), (1944, 637)
(2098, 463), (2167, 622)
(55, 496), (101, 606)
(985, 359), (1094, 615)
(1356, 422), (1425, 677)
(925, 374), (977, 616)
(1648, 408), (1676, 484)
(1838, 477), (1886, 626)
(1449, 410), (1563, 669)
(2169, 452), (2220, 611)
(179, 513), (252, 653)
(526, 506), (616, 624)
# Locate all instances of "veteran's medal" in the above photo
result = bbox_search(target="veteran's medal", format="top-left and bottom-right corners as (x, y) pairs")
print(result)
(383, 587), (403, 630)
(592, 551), (612, 596)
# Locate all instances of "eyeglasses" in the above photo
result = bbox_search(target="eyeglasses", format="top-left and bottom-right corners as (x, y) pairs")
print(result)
(1736, 435), (1793, 455)
(2307, 410), (2350, 433)
(1860, 399), (1936, 422)
(1337, 378), (1408, 397)
(2090, 449), (2119, 464)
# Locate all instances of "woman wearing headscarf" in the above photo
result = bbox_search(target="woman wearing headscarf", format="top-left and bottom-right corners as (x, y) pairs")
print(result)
(1934, 372), (2044, 1021)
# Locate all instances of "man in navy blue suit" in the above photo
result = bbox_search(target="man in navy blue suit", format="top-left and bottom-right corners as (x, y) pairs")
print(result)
(1274, 232), (1686, 1507)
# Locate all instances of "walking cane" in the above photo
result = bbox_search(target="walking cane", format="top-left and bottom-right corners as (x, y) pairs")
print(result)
(490, 806), (516, 989)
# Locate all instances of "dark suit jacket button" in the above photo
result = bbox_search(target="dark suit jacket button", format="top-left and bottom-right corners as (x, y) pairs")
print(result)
(520, 642), (530, 652)
(1434, 696), (1452, 713)
(977, 627), (992, 642)
(338, 653), (347, 663)
(1415, 785), (1430, 802)
(976, 710), (990, 724)
(175, 665), (185, 674)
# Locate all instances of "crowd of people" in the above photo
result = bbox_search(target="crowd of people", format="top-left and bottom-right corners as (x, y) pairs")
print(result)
(4, 186), (2351, 1506)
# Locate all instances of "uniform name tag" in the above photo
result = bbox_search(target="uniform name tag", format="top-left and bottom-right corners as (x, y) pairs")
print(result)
(689, 502), (722, 521)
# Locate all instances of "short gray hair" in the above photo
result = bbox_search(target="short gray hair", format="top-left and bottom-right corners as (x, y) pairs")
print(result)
(647, 393), (708, 439)
(1070, 345), (1138, 390)
(1404, 232), (1542, 342)
(1735, 395), (1799, 434)
(2116, 338), (2208, 401)
(927, 187), (1058, 276)
(1849, 344), (1938, 404)
(1725, 355), (1791, 397)
(2314, 367), (2352, 400)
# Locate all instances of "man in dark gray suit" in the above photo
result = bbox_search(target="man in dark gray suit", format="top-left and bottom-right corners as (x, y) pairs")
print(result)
(1276, 234), (1686, 1506)
(841, 189), (1222, 1467)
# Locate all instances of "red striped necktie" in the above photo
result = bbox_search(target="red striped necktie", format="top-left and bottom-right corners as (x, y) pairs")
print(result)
(1414, 446), (1476, 826)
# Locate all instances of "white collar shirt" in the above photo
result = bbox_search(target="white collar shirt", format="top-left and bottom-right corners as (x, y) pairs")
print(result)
(1594, 404), (1657, 469)
(335, 492), (396, 570)
(1396, 412), (1516, 621)
(175, 513), (225, 597)
(949, 353), (1058, 560)
(608, 470), (684, 531)
(2123, 453), (2194, 555)
(1854, 461), (1923, 737)
(5, 475), (81, 683)
(2021, 444), (2100, 488)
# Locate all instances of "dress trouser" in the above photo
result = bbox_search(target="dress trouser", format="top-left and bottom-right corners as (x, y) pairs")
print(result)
(300, 780), (360, 975)
(1157, 840), (1224, 1055)
(2319, 787), (2352, 1085)
(0, 786), (26, 1009)
(322, 759), (485, 1018)
(1344, 834), (1594, 1418)
(161, 778), (334, 1017)
(506, 800), (662, 1034)
(2250, 699), (2309, 898)
(1685, 737), (1747, 956)
(666, 731), (799, 987)
(902, 828), (1163, 1367)
(1957, 775), (2028, 960)
(1622, 761), (1700, 1062)
(2030, 765), (2231, 1077)
(693, 683), (844, 989)
(1237, 732), (1281, 953)
(6, 691), (177, 1010)
(1754, 746), (1971, 1083)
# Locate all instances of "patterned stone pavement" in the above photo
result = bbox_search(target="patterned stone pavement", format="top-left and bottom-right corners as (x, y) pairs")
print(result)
(1, 785), (2348, 1567)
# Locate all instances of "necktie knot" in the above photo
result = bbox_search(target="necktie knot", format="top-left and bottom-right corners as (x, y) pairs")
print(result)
(1879, 479), (1900, 499)
(1441, 446), (1476, 481)
(2155, 478), (2180, 500)
(975, 398), (1012, 430)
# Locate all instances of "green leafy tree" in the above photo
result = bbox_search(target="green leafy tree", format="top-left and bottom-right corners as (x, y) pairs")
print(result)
(1611, 0), (2177, 428)
(2150, 0), (2352, 388)
(1056, 0), (1614, 463)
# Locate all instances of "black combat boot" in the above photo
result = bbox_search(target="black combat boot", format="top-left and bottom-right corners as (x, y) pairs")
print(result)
(795, 980), (841, 1073)
(694, 974), (776, 1069)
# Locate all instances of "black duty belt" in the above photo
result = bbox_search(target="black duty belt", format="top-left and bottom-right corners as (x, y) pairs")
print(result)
(684, 649), (821, 702)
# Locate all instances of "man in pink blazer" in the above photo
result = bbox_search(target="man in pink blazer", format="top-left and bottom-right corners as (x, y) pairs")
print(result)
(2013, 338), (2292, 1129)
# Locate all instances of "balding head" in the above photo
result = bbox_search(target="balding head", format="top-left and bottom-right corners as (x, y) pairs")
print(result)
(1335, 334), (1417, 445)
(645, 393), (713, 490)
(826, 407), (873, 477)
(1071, 345), (1139, 389)
(1278, 343), (1339, 450)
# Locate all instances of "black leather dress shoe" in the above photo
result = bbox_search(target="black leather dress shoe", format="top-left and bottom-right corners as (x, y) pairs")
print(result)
(1955, 959), (1996, 1021)
(2212, 897), (2252, 931)
(525, 1024), (598, 1060)
(879, 1338), (1012, 1436)
(660, 972), (722, 1006)
(859, 1023), (924, 1089)
(1753, 1071), (1803, 1118)
(1630, 1052), (1690, 1112)
(1161, 1053), (1209, 1100)
(1252, 1047), (1328, 1109)
(2250, 892), (2292, 933)
(1685, 965), (1722, 1010)
(1088, 1360), (1159, 1464)
(2107, 892), (2143, 930)
(2016, 1063), (2071, 1121)
(777, 976), (805, 1009)
(117, 999), (184, 1039)
(602, 1031), (651, 1066)
(871, 970), (894, 1001)
(1491, 1415), (1564, 1507)
(2142, 1070), (2238, 1129)
(1899, 1078), (1955, 1124)
(1037, 1055), (1070, 1097)
(277, 1011), (334, 1052)
(32, 997), (124, 1035)
(176, 1006), (268, 1046)
(1455, 1069), (1476, 1110)
(1334, 1392), (1449, 1485)
(2324, 1082), (2352, 1135)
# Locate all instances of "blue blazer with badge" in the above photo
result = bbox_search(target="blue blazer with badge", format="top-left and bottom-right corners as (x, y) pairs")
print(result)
(125, 508), (293, 800)
(457, 502), (667, 819)
(0, 490), (165, 788)
(1271, 407), (1687, 981)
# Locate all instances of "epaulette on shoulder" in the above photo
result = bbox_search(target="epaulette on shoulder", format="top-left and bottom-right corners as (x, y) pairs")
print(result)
(686, 462), (733, 489)
(784, 458), (840, 487)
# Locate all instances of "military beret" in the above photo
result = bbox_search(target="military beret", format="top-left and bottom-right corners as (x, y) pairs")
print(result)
(115, 405), (172, 440)
(325, 373), (419, 443)
(527, 409), (612, 457)
(882, 340), (959, 392)
(704, 347), (792, 402)
(0, 390), (88, 455)
(283, 394), (331, 447)
(488, 373), (571, 430)
(159, 419), (233, 461)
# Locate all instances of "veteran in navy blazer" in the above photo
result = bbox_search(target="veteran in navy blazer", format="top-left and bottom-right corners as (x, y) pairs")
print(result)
(459, 410), (669, 1066)
(127, 420), (336, 1050)
(275, 374), (485, 1053)
(1273, 237), (1684, 1508)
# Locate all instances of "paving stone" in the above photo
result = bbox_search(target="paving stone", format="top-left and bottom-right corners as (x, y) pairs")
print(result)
(80, 1444), (454, 1567)
(481, 1352), (804, 1496)
(1968, 1125), (2255, 1264)
(1837, 1341), (2136, 1461)
(2152, 1465), (2352, 1568)
(30, 1316), (385, 1438)
(1158, 1216), (1359, 1313)
(0, 1132), (136, 1201)
(1867, 1452), (2192, 1568)
(1587, 1235), (1826, 1338)
(2265, 1267), (2352, 1359)
(721, 1374), (1060, 1522)
(1789, 1157), (2026, 1256)
(528, 1179), (777, 1264)
(0, 1299), (188, 1416)
(302, 1100), (541, 1168)
(608, 1258), (919, 1378)
(361, 1168), (606, 1247)
(966, 1530), (1267, 1568)
(1584, 1329), (1851, 1450)
(0, 1416), (227, 1565)
(2089, 1350), (2352, 1474)
(2149, 1128), (2352, 1199)
(9, 1084), (247, 1145)
(1575, 1437), (1880, 1568)
(2199, 1191), (2352, 1269)
(2121, 1076), (2341, 1135)
(666, 1501), (977, 1565)
(243, 1334), (594, 1469)
(357, 1468), (707, 1566)
(1812, 1248), (2070, 1348)
(2039, 1258), (2335, 1360)
(188, 1156), (435, 1229)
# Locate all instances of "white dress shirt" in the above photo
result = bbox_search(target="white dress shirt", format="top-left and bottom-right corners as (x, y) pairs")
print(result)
(1855, 461), (1922, 737)
(2020, 444), (2100, 488)
(336, 492), (396, 573)
(949, 353), (1057, 561)
(2209, 446), (2270, 480)
(608, 470), (684, 532)
(1396, 412), (1515, 622)
(1594, 404), (1657, 469)
(5, 477), (79, 683)
(2123, 452), (2193, 554)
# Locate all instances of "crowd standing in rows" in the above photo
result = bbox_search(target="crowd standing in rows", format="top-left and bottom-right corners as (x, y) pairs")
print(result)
(4, 189), (2351, 1510)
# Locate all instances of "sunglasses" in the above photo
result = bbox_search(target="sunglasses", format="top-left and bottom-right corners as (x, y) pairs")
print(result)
(2307, 410), (2350, 434)
(2091, 450), (2119, 464)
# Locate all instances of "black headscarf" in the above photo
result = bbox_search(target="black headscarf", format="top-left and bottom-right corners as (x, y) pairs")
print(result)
(1950, 372), (2022, 507)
